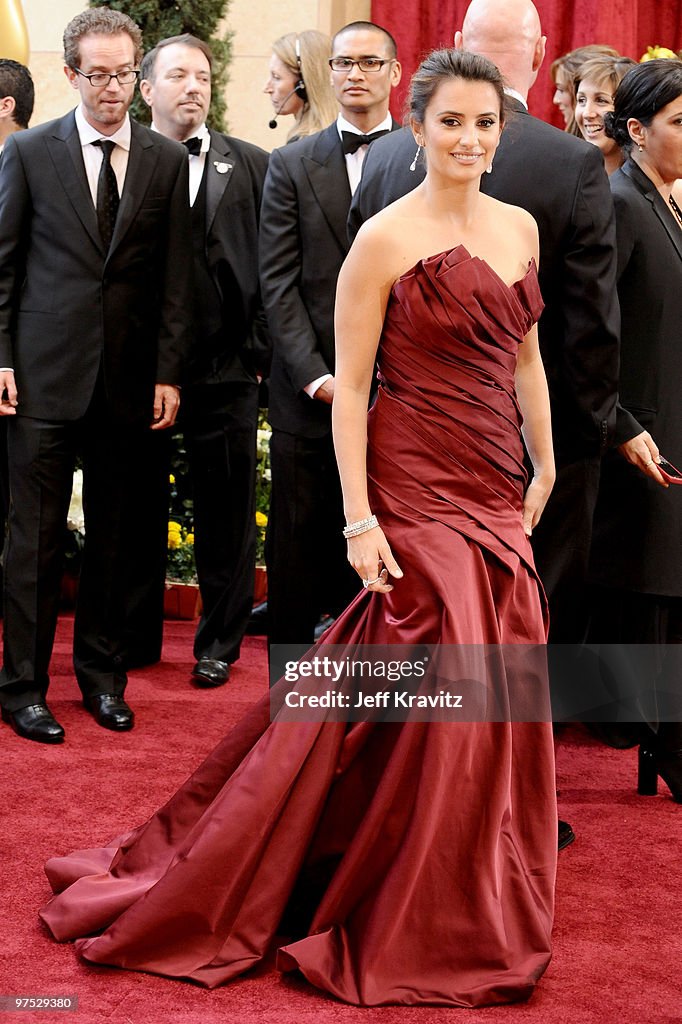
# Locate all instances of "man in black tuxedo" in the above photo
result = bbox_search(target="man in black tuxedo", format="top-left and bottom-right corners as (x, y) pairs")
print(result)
(140, 35), (269, 687)
(0, 60), (34, 609)
(349, 0), (621, 850)
(0, 8), (191, 743)
(259, 21), (402, 647)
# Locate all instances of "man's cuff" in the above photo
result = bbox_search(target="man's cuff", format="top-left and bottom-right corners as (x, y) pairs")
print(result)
(304, 373), (332, 399)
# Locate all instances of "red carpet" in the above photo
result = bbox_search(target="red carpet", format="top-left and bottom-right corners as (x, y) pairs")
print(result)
(2, 615), (681, 1023)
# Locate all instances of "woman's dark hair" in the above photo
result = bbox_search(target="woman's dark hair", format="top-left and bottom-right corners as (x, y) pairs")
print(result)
(408, 48), (506, 126)
(605, 58), (682, 152)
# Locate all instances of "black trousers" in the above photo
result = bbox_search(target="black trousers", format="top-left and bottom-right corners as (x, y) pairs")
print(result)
(0, 400), (149, 711)
(531, 455), (601, 643)
(183, 381), (259, 664)
(121, 430), (169, 668)
(266, 428), (360, 647)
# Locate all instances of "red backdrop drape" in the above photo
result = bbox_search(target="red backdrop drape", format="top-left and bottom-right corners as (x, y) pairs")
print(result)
(370, 1), (682, 127)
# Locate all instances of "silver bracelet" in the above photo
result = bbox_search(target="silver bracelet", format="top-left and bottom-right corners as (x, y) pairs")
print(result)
(343, 514), (379, 539)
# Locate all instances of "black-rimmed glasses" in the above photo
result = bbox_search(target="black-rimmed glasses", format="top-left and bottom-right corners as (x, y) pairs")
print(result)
(73, 68), (140, 87)
(329, 57), (394, 73)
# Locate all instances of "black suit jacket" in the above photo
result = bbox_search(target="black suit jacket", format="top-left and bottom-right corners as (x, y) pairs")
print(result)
(259, 120), (399, 437)
(0, 110), (192, 425)
(349, 103), (621, 464)
(188, 128), (269, 385)
(590, 159), (682, 595)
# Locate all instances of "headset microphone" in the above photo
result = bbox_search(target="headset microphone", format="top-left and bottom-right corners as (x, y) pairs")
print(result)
(268, 81), (306, 128)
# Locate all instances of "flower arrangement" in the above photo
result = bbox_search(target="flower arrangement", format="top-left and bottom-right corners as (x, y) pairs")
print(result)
(255, 414), (271, 565)
(64, 468), (85, 578)
(166, 518), (197, 583)
(640, 45), (679, 62)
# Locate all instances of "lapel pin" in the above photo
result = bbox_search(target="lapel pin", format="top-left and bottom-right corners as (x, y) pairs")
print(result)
(214, 161), (232, 174)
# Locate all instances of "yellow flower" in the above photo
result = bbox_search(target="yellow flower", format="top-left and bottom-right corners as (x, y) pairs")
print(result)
(185, 532), (194, 545)
(168, 521), (182, 533)
(169, 473), (176, 484)
(255, 511), (268, 527)
(168, 532), (182, 550)
(640, 45), (678, 62)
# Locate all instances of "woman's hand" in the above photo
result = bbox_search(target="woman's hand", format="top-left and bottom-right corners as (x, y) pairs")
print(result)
(347, 526), (403, 593)
(522, 471), (555, 537)
(618, 430), (667, 487)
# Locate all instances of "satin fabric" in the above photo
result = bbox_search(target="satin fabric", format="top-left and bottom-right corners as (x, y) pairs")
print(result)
(41, 246), (557, 1007)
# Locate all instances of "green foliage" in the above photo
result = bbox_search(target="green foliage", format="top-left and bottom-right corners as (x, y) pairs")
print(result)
(89, 0), (233, 129)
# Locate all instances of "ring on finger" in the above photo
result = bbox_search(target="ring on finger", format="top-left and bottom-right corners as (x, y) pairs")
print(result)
(362, 574), (384, 589)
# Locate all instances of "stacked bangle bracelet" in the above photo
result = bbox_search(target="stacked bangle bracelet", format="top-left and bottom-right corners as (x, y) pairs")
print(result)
(343, 514), (379, 539)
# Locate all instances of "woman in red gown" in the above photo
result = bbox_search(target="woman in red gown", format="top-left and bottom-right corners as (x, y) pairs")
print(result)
(40, 50), (557, 1007)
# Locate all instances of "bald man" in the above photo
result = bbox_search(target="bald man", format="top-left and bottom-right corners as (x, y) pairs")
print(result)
(350, 0), (621, 850)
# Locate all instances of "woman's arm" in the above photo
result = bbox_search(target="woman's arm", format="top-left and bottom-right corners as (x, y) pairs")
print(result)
(516, 323), (556, 536)
(332, 223), (403, 592)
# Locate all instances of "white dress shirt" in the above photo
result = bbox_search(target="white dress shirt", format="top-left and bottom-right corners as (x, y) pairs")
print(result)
(151, 120), (210, 206)
(304, 112), (393, 400)
(75, 104), (131, 204)
(337, 111), (394, 197)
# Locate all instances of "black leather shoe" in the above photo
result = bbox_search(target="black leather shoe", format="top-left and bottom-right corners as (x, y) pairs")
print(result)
(245, 601), (269, 635)
(558, 819), (576, 851)
(191, 657), (231, 687)
(2, 703), (65, 743)
(83, 694), (134, 731)
(314, 614), (336, 641)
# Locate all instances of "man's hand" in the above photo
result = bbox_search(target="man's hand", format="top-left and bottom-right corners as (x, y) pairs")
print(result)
(0, 370), (17, 416)
(618, 430), (667, 486)
(313, 377), (335, 404)
(151, 384), (180, 430)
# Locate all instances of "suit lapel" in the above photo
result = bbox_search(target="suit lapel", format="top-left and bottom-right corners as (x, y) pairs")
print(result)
(623, 159), (682, 263)
(302, 124), (351, 251)
(107, 120), (158, 259)
(205, 130), (235, 234)
(45, 111), (103, 254)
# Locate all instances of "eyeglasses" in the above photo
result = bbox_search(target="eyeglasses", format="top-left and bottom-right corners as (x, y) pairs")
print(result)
(73, 68), (140, 87)
(329, 57), (394, 73)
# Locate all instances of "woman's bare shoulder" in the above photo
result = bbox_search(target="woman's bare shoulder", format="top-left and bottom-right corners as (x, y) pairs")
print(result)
(349, 195), (425, 282)
(484, 195), (539, 263)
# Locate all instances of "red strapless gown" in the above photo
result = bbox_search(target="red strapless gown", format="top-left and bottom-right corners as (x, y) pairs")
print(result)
(40, 247), (557, 1007)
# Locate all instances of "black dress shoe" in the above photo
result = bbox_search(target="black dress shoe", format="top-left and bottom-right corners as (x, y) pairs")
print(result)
(2, 703), (65, 744)
(245, 601), (269, 635)
(83, 694), (134, 731)
(314, 614), (335, 641)
(191, 657), (231, 687)
(558, 819), (576, 851)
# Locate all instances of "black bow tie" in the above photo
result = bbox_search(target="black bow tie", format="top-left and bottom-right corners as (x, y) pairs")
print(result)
(183, 137), (202, 156)
(341, 129), (390, 155)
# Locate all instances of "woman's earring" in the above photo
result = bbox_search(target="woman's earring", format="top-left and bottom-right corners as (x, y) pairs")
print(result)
(638, 144), (643, 152)
(409, 144), (422, 172)
(485, 158), (494, 174)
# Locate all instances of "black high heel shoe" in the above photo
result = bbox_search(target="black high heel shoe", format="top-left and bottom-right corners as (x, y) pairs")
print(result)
(638, 744), (682, 802)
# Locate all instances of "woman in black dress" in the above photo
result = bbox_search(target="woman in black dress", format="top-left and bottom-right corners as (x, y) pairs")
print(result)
(589, 59), (682, 801)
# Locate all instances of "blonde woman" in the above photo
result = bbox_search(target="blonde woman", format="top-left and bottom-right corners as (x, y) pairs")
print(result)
(264, 30), (337, 141)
